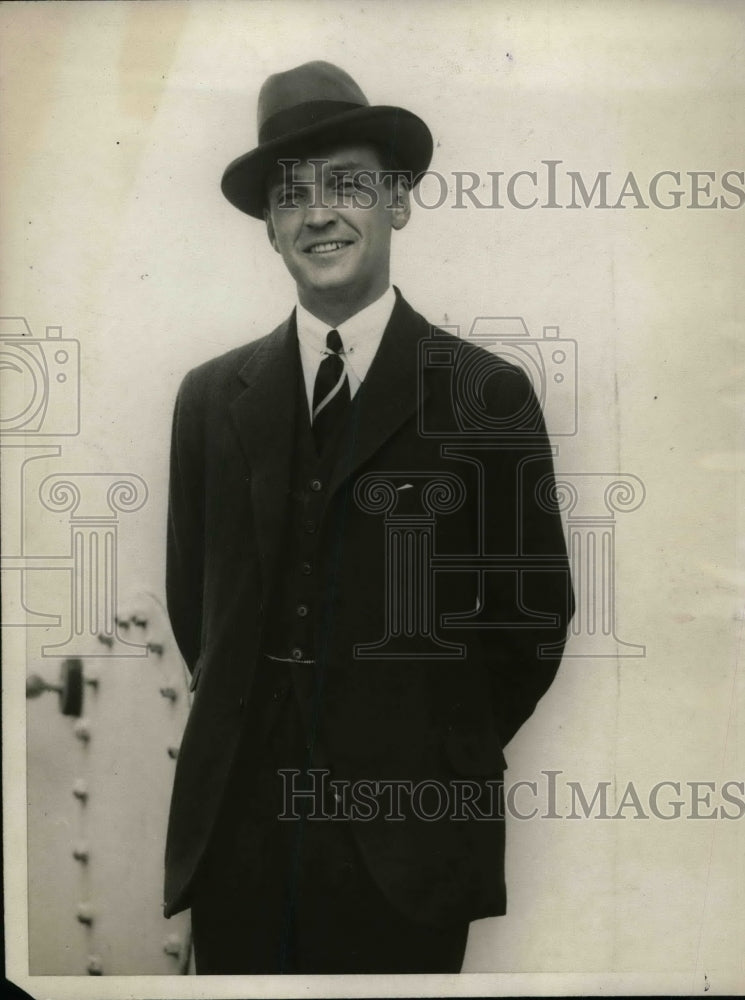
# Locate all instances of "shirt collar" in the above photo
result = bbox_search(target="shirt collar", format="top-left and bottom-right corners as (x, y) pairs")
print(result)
(295, 286), (396, 382)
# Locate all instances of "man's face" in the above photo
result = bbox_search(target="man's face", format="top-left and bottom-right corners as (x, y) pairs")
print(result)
(264, 141), (410, 322)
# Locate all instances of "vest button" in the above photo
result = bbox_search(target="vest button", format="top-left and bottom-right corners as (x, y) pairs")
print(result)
(296, 604), (309, 618)
(291, 647), (304, 660)
(310, 478), (323, 492)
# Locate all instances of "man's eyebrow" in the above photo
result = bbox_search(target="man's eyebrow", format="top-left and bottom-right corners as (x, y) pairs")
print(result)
(328, 160), (378, 174)
(267, 176), (311, 196)
(269, 175), (308, 187)
(266, 160), (380, 195)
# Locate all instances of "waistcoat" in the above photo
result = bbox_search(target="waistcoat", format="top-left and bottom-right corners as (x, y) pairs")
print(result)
(261, 346), (351, 663)
(245, 345), (358, 768)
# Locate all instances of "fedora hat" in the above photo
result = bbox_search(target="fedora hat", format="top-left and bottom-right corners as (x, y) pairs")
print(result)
(221, 60), (433, 218)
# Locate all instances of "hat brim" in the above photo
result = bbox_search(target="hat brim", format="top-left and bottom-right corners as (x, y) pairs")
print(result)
(221, 105), (433, 219)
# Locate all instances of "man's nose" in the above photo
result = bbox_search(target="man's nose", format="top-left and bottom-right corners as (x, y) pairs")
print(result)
(303, 194), (338, 228)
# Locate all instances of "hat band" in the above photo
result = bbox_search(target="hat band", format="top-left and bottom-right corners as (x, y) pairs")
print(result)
(259, 100), (366, 144)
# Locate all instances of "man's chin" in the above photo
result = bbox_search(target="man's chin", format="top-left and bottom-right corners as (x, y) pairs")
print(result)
(300, 272), (359, 299)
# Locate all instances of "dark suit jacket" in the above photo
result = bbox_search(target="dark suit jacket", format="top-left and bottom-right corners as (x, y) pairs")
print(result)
(163, 289), (574, 923)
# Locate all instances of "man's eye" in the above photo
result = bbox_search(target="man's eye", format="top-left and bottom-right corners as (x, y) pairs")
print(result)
(329, 181), (362, 205)
(331, 177), (357, 194)
(275, 185), (308, 206)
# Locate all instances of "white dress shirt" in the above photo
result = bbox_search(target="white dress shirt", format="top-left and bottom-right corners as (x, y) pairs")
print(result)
(295, 285), (396, 416)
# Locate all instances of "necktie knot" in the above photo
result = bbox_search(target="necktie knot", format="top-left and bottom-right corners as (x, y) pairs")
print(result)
(326, 328), (343, 354)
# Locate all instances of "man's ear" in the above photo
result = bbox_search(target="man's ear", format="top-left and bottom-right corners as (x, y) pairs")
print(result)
(264, 208), (279, 252)
(390, 179), (411, 231)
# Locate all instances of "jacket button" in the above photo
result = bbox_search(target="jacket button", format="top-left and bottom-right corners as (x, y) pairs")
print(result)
(296, 604), (309, 617)
(304, 520), (317, 534)
(310, 478), (323, 492)
(291, 647), (303, 660)
(301, 561), (312, 575)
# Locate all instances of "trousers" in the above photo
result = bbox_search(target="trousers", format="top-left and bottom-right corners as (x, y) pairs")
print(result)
(189, 658), (469, 974)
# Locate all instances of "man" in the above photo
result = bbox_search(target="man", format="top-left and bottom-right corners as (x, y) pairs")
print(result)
(163, 60), (574, 974)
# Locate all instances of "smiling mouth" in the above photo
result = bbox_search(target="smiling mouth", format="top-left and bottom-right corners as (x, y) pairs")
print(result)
(304, 240), (353, 255)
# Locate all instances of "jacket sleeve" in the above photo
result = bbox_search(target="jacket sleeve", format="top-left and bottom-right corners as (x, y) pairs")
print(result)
(165, 370), (205, 675)
(480, 366), (575, 746)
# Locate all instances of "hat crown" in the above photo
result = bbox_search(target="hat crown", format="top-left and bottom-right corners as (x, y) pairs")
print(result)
(258, 61), (369, 133)
(222, 59), (433, 218)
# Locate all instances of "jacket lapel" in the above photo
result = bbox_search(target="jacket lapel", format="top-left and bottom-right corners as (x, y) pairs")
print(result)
(328, 290), (432, 499)
(227, 292), (434, 594)
(229, 315), (299, 601)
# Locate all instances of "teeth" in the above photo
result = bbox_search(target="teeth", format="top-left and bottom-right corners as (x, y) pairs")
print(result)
(308, 241), (348, 254)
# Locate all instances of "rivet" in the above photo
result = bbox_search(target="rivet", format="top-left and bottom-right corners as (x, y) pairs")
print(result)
(73, 719), (91, 743)
(72, 843), (90, 863)
(163, 934), (181, 958)
(76, 902), (94, 925)
(86, 955), (103, 975)
(72, 778), (88, 803)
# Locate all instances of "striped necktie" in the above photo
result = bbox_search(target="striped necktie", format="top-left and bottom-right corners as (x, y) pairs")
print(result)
(312, 329), (351, 453)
